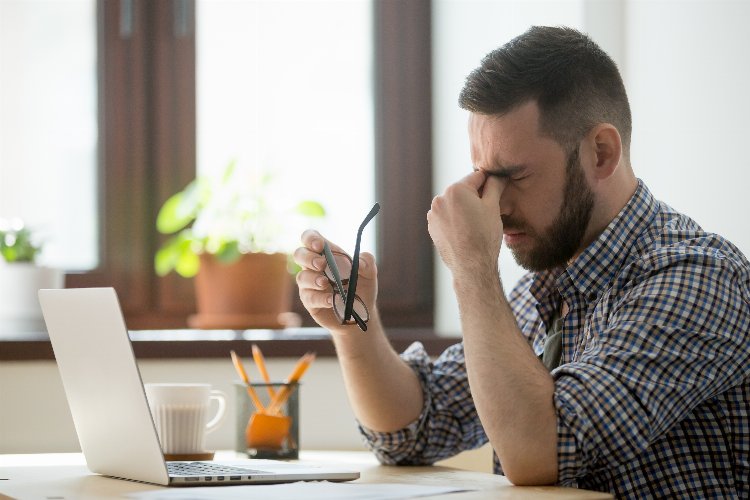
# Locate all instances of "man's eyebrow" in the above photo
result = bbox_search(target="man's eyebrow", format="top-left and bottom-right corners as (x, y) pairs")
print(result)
(475, 164), (527, 179)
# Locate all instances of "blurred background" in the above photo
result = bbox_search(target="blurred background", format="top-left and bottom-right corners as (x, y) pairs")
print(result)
(3, 0), (749, 334)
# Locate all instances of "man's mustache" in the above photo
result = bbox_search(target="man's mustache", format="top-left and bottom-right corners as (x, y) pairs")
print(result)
(501, 216), (526, 233)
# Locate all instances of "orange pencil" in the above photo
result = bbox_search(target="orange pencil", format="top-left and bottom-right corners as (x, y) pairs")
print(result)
(230, 350), (265, 412)
(252, 344), (277, 400)
(267, 352), (315, 414)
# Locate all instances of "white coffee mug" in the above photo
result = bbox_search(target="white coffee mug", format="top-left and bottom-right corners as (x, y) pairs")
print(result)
(144, 383), (227, 455)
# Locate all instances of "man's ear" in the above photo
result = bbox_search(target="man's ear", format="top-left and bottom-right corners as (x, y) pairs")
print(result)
(586, 124), (622, 181)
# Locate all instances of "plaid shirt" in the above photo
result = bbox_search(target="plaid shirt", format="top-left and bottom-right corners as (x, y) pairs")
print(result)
(360, 181), (750, 498)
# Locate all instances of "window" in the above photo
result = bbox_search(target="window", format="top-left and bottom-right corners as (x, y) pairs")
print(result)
(65, 0), (434, 330)
(196, 0), (375, 251)
(0, 0), (98, 271)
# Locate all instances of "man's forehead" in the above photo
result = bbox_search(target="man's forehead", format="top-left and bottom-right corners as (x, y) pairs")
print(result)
(468, 104), (563, 173)
(469, 116), (535, 172)
(470, 108), (541, 152)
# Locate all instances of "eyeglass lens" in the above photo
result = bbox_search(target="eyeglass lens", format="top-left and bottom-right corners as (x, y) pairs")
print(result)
(332, 294), (368, 324)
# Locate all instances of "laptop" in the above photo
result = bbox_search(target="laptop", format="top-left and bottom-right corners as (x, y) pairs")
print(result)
(38, 287), (360, 486)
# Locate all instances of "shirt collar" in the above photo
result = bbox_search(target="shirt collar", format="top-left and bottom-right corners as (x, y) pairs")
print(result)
(530, 179), (659, 304)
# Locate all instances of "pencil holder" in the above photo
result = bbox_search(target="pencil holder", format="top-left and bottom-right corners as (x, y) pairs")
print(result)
(234, 381), (300, 459)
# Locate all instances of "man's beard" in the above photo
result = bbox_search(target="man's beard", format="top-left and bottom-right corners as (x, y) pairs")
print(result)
(504, 147), (595, 272)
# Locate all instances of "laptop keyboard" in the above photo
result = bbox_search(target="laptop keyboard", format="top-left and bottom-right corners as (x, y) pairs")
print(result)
(167, 461), (267, 478)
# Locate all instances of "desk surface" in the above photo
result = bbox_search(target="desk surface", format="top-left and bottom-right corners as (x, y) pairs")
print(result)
(0, 451), (612, 499)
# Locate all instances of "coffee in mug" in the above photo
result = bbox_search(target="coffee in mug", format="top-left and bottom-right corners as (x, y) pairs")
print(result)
(144, 383), (226, 456)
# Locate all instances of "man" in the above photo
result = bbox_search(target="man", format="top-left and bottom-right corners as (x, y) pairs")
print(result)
(294, 26), (750, 497)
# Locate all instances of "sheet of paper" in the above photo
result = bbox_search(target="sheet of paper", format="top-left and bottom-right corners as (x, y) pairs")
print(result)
(127, 481), (470, 500)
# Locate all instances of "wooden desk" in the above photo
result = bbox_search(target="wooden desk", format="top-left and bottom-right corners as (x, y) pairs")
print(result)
(0, 451), (612, 499)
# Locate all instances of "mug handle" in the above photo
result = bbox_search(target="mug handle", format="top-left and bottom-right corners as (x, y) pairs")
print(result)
(206, 389), (227, 434)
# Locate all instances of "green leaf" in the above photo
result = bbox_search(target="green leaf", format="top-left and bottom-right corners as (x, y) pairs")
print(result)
(221, 159), (237, 184)
(156, 179), (203, 235)
(157, 193), (188, 234)
(175, 250), (200, 278)
(154, 230), (201, 278)
(0, 226), (39, 263)
(287, 261), (302, 275)
(215, 241), (242, 263)
(295, 200), (326, 218)
(1, 246), (16, 262)
(155, 249), (173, 276)
(154, 235), (185, 276)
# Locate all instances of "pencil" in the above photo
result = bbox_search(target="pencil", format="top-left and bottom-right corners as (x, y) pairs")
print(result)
(252, 344), (277, 400)
(266, 352), (315, 414)
(230, 350), (265, 412)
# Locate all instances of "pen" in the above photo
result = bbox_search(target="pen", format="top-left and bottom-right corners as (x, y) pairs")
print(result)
(230, 350), (265, 412)
(266, 352), (316, 415)
(252, 344), (277, 400)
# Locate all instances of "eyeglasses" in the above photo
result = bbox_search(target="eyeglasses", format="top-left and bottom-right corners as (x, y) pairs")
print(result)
(321, 203), (380, 331)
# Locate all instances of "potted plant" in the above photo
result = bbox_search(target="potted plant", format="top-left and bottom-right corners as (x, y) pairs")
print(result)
(0, 219), (64, 334)
(154, 161), (325, 329)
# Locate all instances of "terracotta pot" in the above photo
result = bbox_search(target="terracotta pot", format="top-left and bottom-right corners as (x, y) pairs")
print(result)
(188, 252), (296, 330)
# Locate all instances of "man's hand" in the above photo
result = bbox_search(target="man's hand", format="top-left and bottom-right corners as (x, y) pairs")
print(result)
(293, 229), (379, 334)
(427, 170), (506, 278)
(293, 229), (423, 433)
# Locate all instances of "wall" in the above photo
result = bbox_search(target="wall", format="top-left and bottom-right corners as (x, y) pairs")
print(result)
(432, 0), (750, 334)
(0, 357), (365, 453)
(626, 0), (750, 254)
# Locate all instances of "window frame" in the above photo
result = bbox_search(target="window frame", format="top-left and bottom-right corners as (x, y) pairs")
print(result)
(67, 0), (434, 330)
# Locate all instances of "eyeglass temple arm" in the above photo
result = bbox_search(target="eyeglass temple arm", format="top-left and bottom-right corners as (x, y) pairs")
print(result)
(323, 242), (346, 298)
(351, 309), (368, 331)
(344, 203), (380, 323)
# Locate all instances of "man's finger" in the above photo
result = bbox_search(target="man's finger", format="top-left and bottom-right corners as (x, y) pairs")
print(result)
(298, 287), (332, 310)
(293, 246), (327, 272)
(459, 170), (488, 192)
(358, 252), (377, 280)
(300, 230), (347, 255)
(296, 269), (329, 291)
(481, 174), (505, 205)
(300, 229), (325, 253)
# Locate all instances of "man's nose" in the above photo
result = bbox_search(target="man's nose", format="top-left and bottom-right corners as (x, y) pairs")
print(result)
(499, 191), (513, 216)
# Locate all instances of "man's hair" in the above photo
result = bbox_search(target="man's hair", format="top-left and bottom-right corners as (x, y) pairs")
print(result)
(459, 26), (631, 157)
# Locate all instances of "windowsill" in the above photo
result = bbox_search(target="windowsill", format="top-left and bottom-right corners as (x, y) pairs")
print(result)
(0, 327), (460, 361)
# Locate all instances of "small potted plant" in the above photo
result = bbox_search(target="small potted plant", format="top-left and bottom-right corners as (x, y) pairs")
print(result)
(155, 160), (325, 329)
(0, 218), (64, 334)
